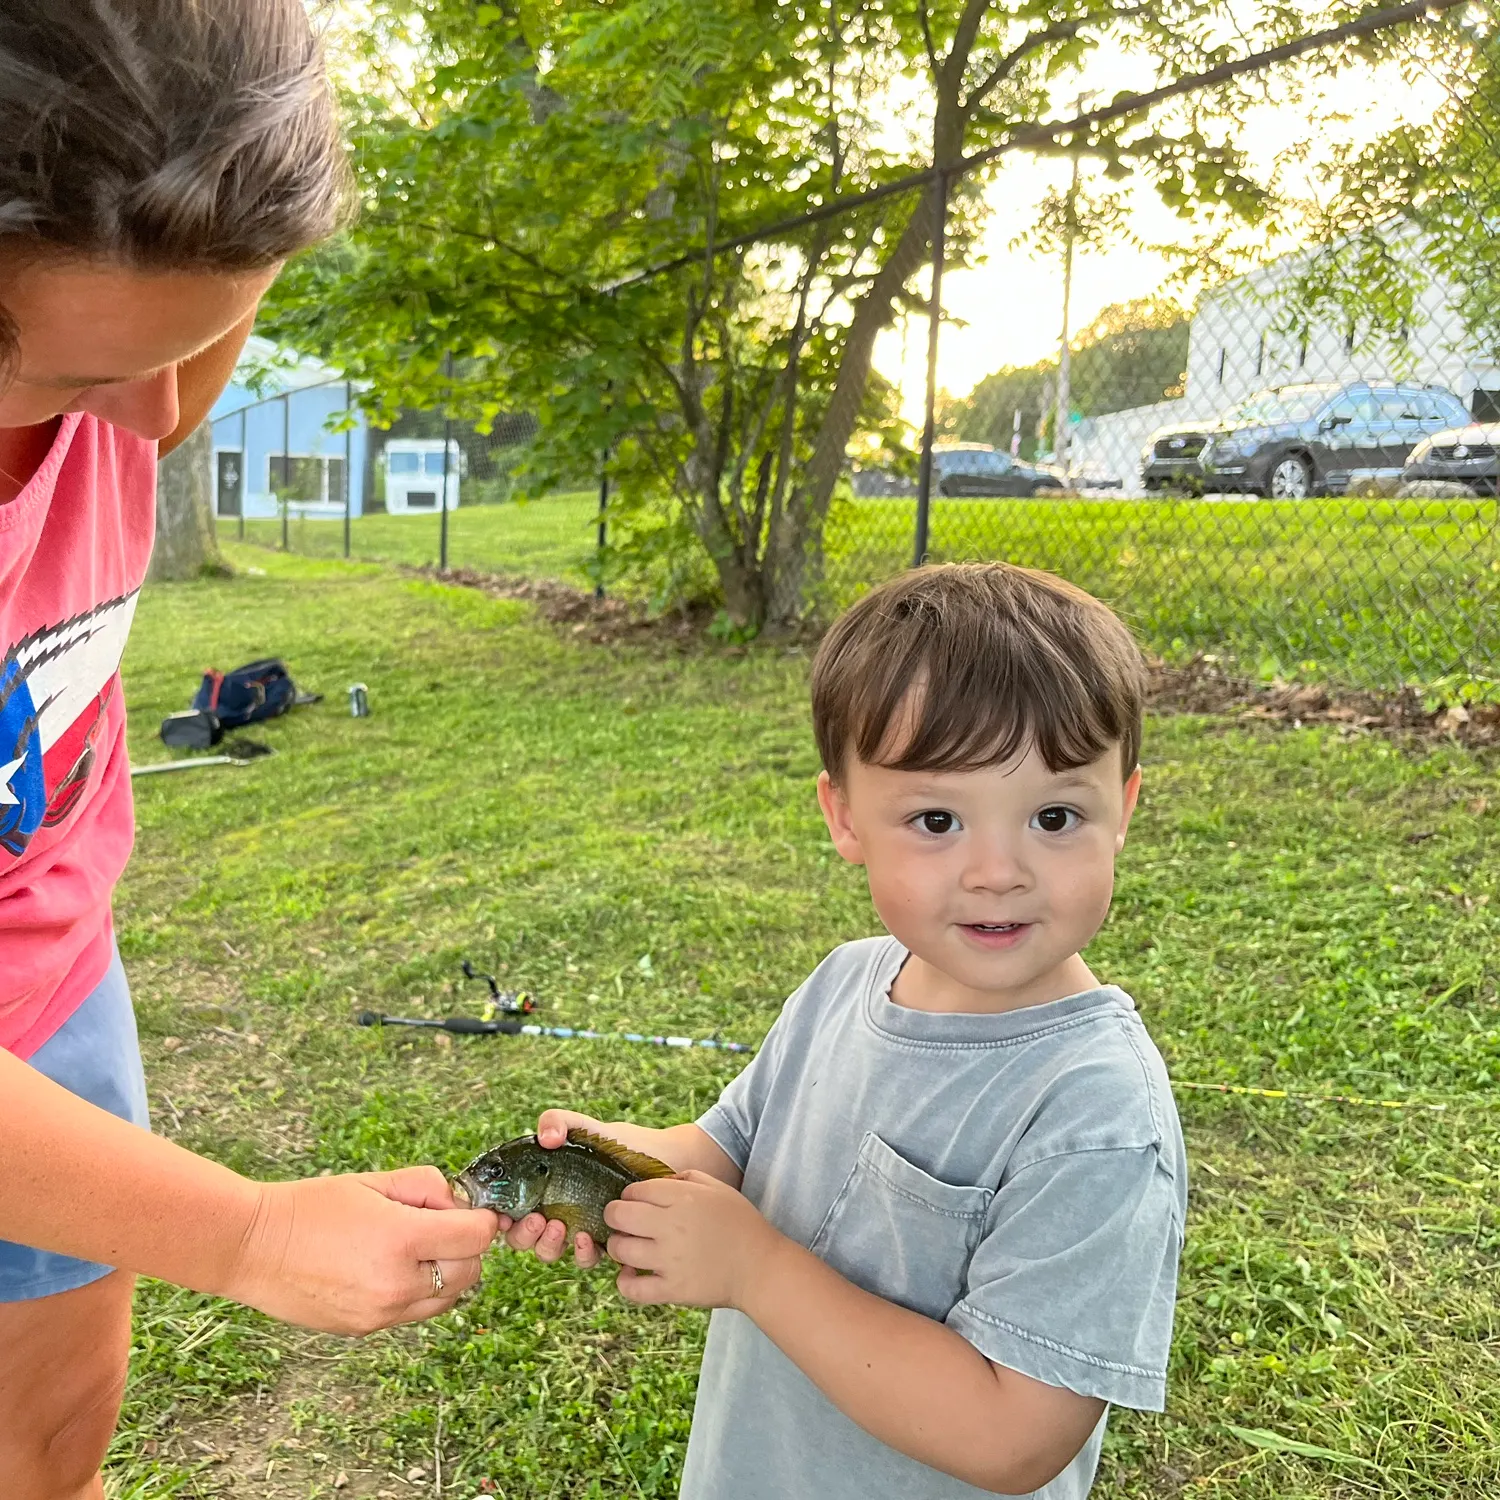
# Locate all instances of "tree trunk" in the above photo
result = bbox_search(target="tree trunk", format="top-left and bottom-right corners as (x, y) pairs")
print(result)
(764, 95), (969, 628)
(149, 421), (221, 582)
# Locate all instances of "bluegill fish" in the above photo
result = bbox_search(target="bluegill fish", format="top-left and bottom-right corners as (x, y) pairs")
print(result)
(452, 1129), (673, 1246)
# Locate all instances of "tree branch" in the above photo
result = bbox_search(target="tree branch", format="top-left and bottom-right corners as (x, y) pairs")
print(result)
(916, 0), (939, 76)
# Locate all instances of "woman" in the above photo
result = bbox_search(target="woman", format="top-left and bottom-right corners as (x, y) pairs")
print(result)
(0, 7), (498, 1497)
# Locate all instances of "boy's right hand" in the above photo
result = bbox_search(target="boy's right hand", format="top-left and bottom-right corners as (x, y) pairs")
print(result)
(496, 1109), (605, 1269)
(224, 1167), (501, 1336)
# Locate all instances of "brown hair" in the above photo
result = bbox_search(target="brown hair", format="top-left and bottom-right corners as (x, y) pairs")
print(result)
(811, 562), (1146, 783)
(0, 0), (351, 383)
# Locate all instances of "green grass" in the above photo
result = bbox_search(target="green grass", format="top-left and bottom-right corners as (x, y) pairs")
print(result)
(223, 489), (602, 590)
(825, 492), (1500, 693)
(227, 488), (1500, 694)
(109, 546), (1499, 1497)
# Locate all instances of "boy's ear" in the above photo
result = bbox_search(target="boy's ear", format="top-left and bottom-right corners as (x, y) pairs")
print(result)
(816, 770), (866, 866)
(1115, 766), (1143, 853)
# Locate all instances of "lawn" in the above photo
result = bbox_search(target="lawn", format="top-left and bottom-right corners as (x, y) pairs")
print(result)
(109, 545), (1498, 1499)
(224, 489), (1500, 694)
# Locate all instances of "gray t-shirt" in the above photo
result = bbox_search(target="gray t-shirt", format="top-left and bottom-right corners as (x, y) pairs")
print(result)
(683, 935), (1186, 1500)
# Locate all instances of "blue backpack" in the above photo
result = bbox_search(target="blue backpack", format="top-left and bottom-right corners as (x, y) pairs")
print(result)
(193, 659), (299, 729)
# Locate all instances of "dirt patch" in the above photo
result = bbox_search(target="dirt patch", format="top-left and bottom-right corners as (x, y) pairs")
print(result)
(414, 564), (1500, 751)
(408, 564), (715, 649)
(151, 1352), (385, 1498)
(1148, 657), (1500, 750)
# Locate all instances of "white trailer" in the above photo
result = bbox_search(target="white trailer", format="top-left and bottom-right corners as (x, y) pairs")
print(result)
(384, 439), (461, 513)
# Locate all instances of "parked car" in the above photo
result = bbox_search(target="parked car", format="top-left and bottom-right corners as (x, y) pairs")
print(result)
(1141, 423), (1215, 491)
(1141, 382), (1471, 497)
(1064, 460), (1124, 490)
(931, 444), (1066, 497)
(1402, 422), (1500, 494)
(1196, 381), (1470, 497)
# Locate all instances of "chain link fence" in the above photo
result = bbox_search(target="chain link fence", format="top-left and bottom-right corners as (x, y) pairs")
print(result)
(215, 4), (1500, 698)
(830, 273), (1500, 692)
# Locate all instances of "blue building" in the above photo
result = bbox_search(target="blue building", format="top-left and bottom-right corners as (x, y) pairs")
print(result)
(208, 337), (371, 519)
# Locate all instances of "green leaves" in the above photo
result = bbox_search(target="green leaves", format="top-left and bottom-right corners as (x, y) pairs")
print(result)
(264, 0), (1365, 627)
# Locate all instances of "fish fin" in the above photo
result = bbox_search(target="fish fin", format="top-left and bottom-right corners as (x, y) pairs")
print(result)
(542, 1202), (592, 1240)
(568, 1128), (674, 1180)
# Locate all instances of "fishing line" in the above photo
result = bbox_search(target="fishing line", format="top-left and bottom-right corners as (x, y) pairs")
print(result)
(355, 1009), (1495, 1109)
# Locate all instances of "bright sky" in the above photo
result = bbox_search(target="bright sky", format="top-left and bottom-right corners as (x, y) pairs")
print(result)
(876, 50), (1448, 418)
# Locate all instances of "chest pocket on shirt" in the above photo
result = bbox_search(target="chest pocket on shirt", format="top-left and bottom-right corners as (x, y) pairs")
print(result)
(807, 1131), (994, 1322)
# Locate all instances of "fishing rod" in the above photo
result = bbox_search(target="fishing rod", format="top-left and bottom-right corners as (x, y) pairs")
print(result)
(355, 1010), (756, 1054)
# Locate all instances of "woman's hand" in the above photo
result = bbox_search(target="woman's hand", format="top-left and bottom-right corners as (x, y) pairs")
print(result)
(225, 1167), (500, 1336)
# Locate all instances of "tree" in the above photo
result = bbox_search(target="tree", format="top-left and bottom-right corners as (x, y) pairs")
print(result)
(1154, 8), (1493, 365)
(264, 0), (1339, 630)
(149, 422), (221, 582)
(947, 296), (1187, 452)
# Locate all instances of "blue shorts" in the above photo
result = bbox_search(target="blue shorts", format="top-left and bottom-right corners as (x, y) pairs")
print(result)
(0, 949), (151, 1301)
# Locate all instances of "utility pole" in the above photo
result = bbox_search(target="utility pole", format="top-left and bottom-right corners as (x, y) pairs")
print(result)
(1053, 92), (1093, 482)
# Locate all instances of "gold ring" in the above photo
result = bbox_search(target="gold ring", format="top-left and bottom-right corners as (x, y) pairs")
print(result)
(430, 1261), (445, 1297)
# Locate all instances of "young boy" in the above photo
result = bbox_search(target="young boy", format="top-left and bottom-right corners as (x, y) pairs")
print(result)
(499, 561), (1186, 1498)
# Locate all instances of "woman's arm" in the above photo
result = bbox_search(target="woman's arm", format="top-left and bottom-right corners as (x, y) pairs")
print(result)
(0, 1049), (500, 1334)
(159, 306), (258, 458)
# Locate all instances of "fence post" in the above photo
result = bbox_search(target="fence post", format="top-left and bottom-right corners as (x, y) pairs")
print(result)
(595, 451), (609, 601)
(238, 409), (247, 541)
(913, 169), (948, 569)
(440, 353), (453, 572)
(280, 391), (290, 551)
(344, 379), (353, 560)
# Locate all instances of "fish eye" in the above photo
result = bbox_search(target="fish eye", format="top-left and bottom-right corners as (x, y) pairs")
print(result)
(537, 1163), (549, 1175)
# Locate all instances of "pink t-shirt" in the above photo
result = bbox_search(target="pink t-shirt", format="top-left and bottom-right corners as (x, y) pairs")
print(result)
(0, 413), (155, 1059)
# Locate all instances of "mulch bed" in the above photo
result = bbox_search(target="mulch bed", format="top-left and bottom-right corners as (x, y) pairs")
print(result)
(411, 565), (1500, 752)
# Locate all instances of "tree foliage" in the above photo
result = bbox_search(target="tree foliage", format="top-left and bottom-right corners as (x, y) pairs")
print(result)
(945, 295), (1188, 453)
(263, 0), (1353, 628)
(1188, 7), (1497, 367)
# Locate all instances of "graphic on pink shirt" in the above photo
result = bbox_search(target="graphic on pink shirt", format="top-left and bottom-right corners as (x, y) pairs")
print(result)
(1, 593), (138, 858)
(0, 412), (155, 1059)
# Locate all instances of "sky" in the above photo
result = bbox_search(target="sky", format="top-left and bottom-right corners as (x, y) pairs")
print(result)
(872, 50), (1449, 419)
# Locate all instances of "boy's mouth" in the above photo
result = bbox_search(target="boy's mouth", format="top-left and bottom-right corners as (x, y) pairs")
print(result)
(959, 921), (1032, 947)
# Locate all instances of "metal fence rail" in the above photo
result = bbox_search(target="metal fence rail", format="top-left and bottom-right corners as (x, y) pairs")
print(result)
(215, 0), (1500, 696)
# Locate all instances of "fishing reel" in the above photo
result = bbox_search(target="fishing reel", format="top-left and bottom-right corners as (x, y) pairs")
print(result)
(461, 959), (539, 1018)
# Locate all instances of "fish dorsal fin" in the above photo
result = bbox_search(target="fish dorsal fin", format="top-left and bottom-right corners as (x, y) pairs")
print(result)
(568, 1128), (674, 1180)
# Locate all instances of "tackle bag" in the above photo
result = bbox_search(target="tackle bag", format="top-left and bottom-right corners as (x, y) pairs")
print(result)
(192, 659), (300, 729)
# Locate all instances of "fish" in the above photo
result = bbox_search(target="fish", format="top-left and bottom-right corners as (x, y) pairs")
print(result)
(451, 1128), (674, 1247)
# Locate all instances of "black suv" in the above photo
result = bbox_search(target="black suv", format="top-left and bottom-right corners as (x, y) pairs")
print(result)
(1193, 381), (1470, 497)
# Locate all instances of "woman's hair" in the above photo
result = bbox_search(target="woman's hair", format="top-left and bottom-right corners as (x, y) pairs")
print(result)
(0, 0), (351, 382)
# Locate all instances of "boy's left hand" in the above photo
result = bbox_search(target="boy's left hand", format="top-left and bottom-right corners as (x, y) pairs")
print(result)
(603, 1170), (779, 1310)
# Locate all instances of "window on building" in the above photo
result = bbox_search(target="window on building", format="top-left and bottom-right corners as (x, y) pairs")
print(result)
(388, 452), (420, 475)
(269, 454), (343, 504)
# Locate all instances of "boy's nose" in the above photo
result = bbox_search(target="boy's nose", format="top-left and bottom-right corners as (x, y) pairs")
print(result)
(80, 365), (181, 442)
(960, 841), (1030, 893)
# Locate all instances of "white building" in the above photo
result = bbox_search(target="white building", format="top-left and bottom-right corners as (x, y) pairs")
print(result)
(1071, 237), (1500, 492)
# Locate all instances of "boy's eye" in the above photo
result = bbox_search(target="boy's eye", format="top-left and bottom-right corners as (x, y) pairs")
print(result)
(1033, 806), (1080, 834)
(914, 810), (958, 835)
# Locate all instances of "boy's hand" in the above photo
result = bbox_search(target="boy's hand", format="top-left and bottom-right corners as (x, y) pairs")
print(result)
(494, 1108), (606, 1268)
(603, 1170), (781, 1309)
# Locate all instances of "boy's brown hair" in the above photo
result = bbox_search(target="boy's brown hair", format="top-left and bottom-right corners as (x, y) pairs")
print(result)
(812, 562), (1145, 783)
